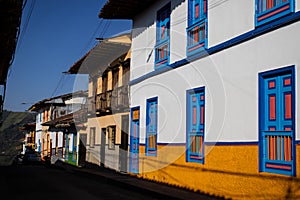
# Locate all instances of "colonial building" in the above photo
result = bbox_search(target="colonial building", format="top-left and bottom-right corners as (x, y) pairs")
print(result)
(28, 91), (87, 166)
(67, 33), (131, 172)
(99, 0), (300, 199)
(19, 122), (36, 154)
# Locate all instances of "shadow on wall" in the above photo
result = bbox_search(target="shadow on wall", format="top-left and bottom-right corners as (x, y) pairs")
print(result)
(132, 0), (185, 40)
(139, 158), (300, 199)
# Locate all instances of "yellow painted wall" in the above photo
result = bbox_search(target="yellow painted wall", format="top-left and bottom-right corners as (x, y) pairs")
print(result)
(124, 50), (131, 60)
(97, 77), (102, 94)
(41, 126), (49, 157)
(87, 117), (100, 145)
(86, 113), (129, 164)
(136, 144), (300, 199)
(89, 113), (129, 145)
(107, 71), (112, 91)
(118, 66), (123, 87)
(88, 81), (93, 97)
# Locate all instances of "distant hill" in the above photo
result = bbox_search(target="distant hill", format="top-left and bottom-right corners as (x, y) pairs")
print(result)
(0, 110), (35, 165)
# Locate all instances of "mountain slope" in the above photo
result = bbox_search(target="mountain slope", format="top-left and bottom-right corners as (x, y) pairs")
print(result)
(0, 110), (35, 165)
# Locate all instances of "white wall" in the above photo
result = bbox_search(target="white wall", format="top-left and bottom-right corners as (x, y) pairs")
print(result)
(131, 4), (157, 81)
(68, 134), (73, 152)
(208, 0), (254, 47)
(49, 131), (63, 148)
(35, 112), (42, 131)
(131, 0), (300, 81)
(35, 112), (43, 152)
(170, 0), (187, 64)
(130, 20), (300, 143)
(35, 130), (42, 152)
(296, 0), (300, 12)
(131, 0), (188, 80)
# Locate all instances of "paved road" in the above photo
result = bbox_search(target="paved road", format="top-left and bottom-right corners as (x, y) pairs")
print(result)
(0, 164), (163, 200)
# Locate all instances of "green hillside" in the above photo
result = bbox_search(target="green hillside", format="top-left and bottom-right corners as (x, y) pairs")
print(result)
(0, 110), (35, 165)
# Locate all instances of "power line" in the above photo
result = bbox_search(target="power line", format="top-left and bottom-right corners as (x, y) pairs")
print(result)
(52, 20), (107, 98)
(51, 74), (66, 98)
(16, 0), (36, 54)
(7, 0), (35, 79)
(77, 19), (104, 58)
(99, 20), (111, 38)
(209, 0), (229, 9)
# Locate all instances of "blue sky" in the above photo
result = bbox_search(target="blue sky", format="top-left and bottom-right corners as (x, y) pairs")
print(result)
(4, 0), (132, 112)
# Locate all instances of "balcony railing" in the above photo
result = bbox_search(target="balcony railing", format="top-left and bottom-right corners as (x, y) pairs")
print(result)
(257, 0), (290, 14)
(187, 20), (206, 55)
(95, 85), (129, 115)
(261, 130), (294, 176)
(255, 0), (292, 26)
(87, 96), (95, 116)
(263, 131), (293, 162)
(115, 85), (129, 110)
(155, 40), (169, 69)
(95, 90), (112, 113)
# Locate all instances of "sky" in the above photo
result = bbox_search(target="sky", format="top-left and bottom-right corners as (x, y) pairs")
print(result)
(4, 0), (132, 112)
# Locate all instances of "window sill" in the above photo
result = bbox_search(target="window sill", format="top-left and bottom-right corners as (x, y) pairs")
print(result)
(255, 2), (293, 26)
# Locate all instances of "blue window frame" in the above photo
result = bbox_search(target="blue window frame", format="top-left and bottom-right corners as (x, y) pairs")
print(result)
(155, 3), (170, 69)
(146, 97), (158, 156)
(259, 66), (296, 176)
(255, 0), (294, 26)
(130, 107), (140, 173)
(187, 0), (207, 56)
(186, 87), (205, 164)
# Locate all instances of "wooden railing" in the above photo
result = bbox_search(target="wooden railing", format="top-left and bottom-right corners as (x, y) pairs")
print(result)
(87, 96), (95, 116)
(187, 21), (206, 53)
(263, 131), (292, 162)
(95, 90), (112, 113)
(95, 85), (129, 115)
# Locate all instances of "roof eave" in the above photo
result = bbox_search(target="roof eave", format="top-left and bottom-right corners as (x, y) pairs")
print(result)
(67, 33), (131, 75)
(98, 0), (157, 20)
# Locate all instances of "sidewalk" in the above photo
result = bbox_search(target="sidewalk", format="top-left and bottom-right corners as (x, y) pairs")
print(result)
(53, 161), (227, 200)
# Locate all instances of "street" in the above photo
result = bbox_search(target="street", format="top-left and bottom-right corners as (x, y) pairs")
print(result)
(0, 164), (163, 200)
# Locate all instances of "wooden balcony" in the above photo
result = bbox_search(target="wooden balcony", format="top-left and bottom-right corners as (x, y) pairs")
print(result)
(95, 85), (129, 116)
(186, 20), (206, 55)
(95, 90), (111, 114)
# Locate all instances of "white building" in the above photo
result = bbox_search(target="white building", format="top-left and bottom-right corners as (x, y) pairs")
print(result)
(99, 0), (300, 199)
(29, 91), (87, 166)
(67, 33), (131, 172)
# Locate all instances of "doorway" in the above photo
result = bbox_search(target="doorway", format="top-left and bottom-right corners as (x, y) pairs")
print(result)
(119, 114), (129, 172)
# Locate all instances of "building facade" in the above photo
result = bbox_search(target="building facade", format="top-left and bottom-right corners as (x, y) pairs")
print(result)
(20, 122), (36, 155)
(99, 0), (300, 199)
(29, 91), (87, 166)
(68, 33), (131, 172)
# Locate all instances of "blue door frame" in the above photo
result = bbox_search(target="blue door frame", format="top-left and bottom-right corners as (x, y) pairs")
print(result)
(130, 107), (140, 174)
(186, 87), (205, 164)
(259, 66), (296, 176)
(146, 97), (158, 156)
